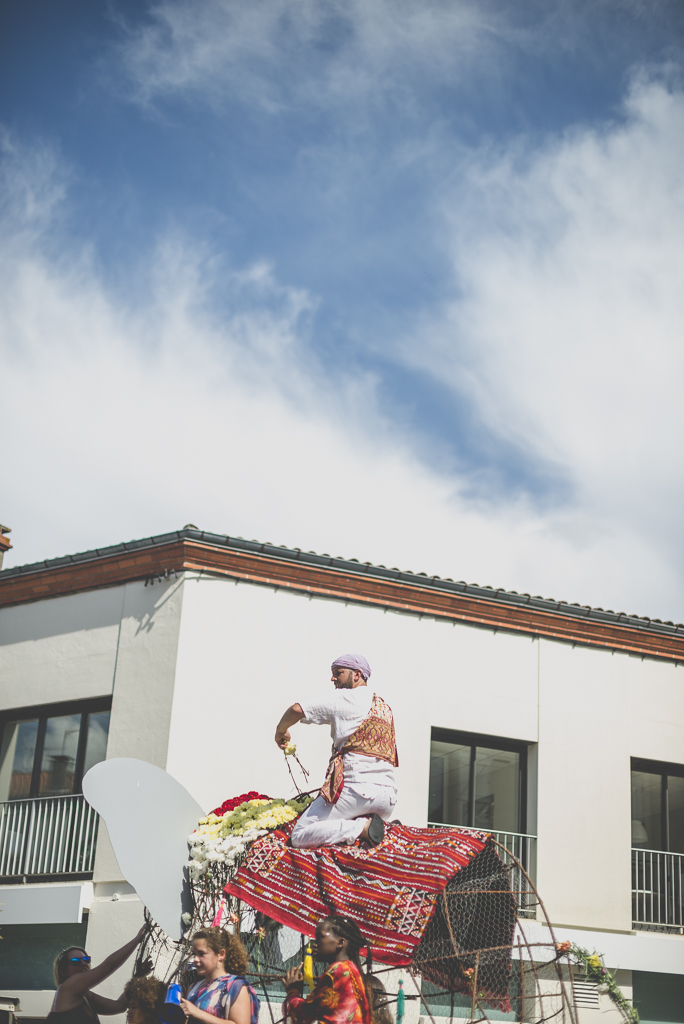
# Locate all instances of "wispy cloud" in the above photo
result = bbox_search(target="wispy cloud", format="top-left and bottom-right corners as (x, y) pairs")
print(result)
(111, 0), (678, 120)
(2, 82), (683, 622)
(114, 0), (497, 111)
(414, 75), (684, 553)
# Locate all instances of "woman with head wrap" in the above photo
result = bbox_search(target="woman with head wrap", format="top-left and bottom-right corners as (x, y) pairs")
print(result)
(282, 915), (373, 1024)
(274, 654), (398, 848)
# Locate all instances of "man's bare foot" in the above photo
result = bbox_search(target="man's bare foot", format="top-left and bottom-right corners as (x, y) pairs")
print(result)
(359, 818), (371, 842)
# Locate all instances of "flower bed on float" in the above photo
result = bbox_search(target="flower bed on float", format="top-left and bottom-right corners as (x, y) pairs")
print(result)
(188, 791), (314, 882)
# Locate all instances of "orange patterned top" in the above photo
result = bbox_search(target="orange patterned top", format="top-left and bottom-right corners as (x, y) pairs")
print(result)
(320, 693), (398, 804)
(284, 960), (371, 1024)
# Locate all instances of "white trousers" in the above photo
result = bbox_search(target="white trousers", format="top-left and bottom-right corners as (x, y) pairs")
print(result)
(291, 783), (397, 849)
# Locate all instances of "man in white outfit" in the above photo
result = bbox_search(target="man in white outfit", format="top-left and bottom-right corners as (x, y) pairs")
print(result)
(274, 654), (398, 849)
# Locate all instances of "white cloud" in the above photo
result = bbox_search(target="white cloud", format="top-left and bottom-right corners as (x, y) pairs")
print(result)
(113, 0), (497, 111)
(401, 74), (684, 596)
(2, 73), (684, 622)
(113, 0), (669, 118)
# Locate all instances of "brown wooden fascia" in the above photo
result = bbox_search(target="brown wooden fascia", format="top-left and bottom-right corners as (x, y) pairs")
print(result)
(1, 538), (683, 664)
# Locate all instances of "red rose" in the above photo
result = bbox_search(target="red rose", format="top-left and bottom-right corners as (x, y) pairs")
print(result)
(210, 791), (272, 816)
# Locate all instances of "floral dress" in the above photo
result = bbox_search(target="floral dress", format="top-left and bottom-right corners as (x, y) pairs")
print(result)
(284, 960), (371, 1024)
(187, 974), (260, 1024)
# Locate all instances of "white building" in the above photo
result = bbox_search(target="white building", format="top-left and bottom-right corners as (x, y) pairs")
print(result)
(0, 527), (683, 1022)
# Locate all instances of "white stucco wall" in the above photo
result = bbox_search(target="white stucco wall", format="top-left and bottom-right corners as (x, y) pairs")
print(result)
(166, 575), (684, 947)
(92, 576), (185, 883)
(536, 641), (632, 930)
(0, 587), (125, 709)
(628, 655), (684, 765)
(0, 575), (185, 889)
(165, 576), (539, 820)
(536, 642), (684, 931)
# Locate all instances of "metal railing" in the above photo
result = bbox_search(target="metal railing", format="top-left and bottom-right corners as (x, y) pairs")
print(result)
(632, 847), (684, 932)
(428, 822), (537, 917)
(0, 794), (99, 878)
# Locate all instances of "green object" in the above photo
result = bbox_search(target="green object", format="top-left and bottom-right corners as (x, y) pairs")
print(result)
(396, 978), (405, 1022)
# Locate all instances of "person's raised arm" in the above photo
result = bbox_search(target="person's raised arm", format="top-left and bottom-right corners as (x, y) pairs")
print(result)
(275, 704), (305, 749)
(88, 992), (128, 1016)
(88, 956), (153, 1016)
(55, 927), (145, 1009)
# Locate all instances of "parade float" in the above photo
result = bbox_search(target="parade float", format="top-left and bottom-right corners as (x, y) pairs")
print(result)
(84, 758), (638, 1024)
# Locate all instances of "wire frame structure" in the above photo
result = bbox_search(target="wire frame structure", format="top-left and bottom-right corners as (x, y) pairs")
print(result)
(135, 836), (633, 1024)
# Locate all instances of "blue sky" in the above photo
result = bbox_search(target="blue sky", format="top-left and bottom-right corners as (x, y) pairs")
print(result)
(2, 0), (684, 619)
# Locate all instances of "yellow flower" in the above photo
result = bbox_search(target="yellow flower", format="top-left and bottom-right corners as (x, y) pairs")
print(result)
(196, 793), (315, 842)
(588, 955), (602, 969)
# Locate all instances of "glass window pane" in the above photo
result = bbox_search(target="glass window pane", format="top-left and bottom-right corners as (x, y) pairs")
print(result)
(429, 741), (471, 826)
(0, 720), (38, 801)
(39, 715), (81, 796)
(667, 776), (684, 855)
(473, 747), (520, 833)
(82, 711), (110, 778)
(631, 770), (663, 850)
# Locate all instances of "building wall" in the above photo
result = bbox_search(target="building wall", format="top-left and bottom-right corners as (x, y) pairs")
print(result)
(536, 641), (684, 931)
(0, 576), (184, 1014)
(2, 569), (684, 1019)
(92, 576), (185, 884)
(0, 587), (124, 708)
(167, 575), (684, 938)
(165, 575), (540, 819)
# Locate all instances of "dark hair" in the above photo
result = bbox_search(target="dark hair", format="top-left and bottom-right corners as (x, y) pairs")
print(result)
(322, 916), (375, 1023)
(124, 977), (166, 1020)
(192, 927), (249, 975)
(53, 948), (87, 986)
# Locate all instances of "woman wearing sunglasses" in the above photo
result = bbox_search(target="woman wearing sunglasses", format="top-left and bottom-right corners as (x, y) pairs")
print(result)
(49, 925), (147, 1024)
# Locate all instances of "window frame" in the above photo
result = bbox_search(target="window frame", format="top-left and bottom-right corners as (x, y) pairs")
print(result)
(0, 697), (112, 801)
(429, 726), (528, 835)
(631, 757), (684, 853)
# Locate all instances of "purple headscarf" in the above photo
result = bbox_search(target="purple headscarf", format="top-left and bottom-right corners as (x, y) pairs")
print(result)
(331, 654), (371, 680)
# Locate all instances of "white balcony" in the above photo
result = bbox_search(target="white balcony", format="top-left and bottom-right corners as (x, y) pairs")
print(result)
(0, 793), (99, 879)
(632, 847), (684, 932)
(428, 822), (537, 918)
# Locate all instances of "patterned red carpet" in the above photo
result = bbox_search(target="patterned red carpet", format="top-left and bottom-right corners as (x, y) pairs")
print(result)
(225, 821), (490, 965)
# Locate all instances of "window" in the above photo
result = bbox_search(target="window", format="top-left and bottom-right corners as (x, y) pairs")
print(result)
(633, 971), (684, 1024)
(631, 759), (684, 855)
(0, 699), (111, 802)
(428, 727), (527, 834)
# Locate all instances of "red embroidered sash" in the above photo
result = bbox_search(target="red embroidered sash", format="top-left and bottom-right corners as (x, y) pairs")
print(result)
(320, 693), (399, 804)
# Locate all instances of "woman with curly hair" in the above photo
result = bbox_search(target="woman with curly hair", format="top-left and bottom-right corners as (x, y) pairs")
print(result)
(282, 916), (373, 1024)
(181, 927), (259, 1024)
(123, 977), (166, 1024)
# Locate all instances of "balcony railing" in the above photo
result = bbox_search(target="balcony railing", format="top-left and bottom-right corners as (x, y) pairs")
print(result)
(0, 793), (99, 879)
(632, 847), (684, 932)
(428, 822), (537, 917)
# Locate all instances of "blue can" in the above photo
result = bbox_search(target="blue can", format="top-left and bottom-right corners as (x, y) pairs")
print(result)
(158, 983), (185, 1024)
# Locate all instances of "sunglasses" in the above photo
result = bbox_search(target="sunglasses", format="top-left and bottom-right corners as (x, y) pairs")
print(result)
(69, 955), (92, 964)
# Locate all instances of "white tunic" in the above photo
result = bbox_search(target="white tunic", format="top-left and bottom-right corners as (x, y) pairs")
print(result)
(298, 686), (397, 792)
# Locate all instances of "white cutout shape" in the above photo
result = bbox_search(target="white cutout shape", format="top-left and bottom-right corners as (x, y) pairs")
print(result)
(83, 758), (205, 939)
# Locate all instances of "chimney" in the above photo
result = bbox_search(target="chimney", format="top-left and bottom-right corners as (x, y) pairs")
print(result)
(0, 524), (12, 569)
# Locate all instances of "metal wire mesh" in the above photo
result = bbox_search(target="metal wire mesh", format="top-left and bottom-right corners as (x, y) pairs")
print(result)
(134, 834), (637, 1024)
